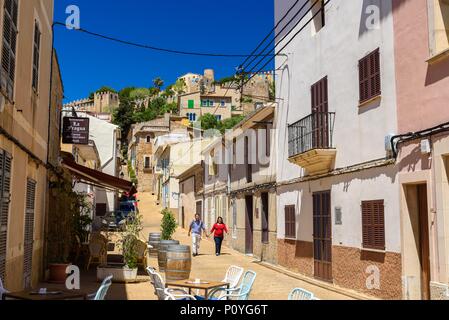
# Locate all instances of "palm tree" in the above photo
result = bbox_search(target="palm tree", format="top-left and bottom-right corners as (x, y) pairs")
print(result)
(153, 77), (164, 91)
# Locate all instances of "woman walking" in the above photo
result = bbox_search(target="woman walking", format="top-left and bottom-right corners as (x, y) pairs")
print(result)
(210, 217), (228, 256)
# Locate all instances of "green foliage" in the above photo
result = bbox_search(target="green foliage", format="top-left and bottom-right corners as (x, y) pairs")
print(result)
(219, 115), (245, 133)
(195, 114), (245, 134)
(172, 78), (186, 95)
(112, 98), (135, 140)
(129, 88), (151, 100)
(196, 113), (220, 131)
(47, 178), (93, 263)
(153, 77), (164, 90)
(161, 209), (178, 240)
(72, 195), (93, 244)
(120, 214), (143, 269)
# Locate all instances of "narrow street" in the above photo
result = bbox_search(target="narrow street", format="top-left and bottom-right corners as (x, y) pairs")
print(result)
(100, 193), (356, 300)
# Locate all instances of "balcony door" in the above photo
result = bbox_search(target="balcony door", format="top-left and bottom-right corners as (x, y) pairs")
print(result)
(311, 77), (329, 149)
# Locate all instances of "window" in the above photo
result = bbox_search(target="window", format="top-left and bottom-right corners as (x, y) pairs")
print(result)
(0, 149), (12, 281)
(201, 100), (207, 107)
(221, 100), (226, 107)
(245, 136), (252, 183)
(209, 100), (214, 107)
(144, 156), (151, 169)
(188, 100), (194, 109)
(146, 136), (151, 143)
(428, 0), (449, 56)
(186, 113), (196, 122)
(361, 200), (385, 251)
(32, 21), (41, 91)
(1, 0), (19, 101)
(285, 205), (296, 239)
(215, 115), (222, 121)
(359, 48), (381, 103)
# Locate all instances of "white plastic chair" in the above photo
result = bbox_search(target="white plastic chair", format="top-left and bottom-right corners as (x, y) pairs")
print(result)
(146, 267), (191, 300)
(223, 265), (244, 289)
(288, 288), (315, 300)
(0, 277), (9, 300)
(193, 265), (244, 297)
(87, 275), (113, 300)
(208, 270), (257, 300)
(164, 288), (196, 300)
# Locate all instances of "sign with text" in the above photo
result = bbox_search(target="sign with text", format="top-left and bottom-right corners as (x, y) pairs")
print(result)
(62, 117), (90, 145)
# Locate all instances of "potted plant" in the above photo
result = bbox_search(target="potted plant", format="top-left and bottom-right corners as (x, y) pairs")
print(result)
(47, 180), (93, 283)
(97, 213), (143, 283)
(160, 209), (178, 240)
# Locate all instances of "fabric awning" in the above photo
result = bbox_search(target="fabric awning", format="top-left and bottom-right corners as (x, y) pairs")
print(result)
(62, 157), (137, 195)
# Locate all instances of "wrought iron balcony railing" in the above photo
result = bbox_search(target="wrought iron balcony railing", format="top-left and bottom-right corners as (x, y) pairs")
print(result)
(288, 112), (336, 158)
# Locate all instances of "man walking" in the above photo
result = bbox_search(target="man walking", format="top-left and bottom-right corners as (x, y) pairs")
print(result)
(188, 214), (208, 257)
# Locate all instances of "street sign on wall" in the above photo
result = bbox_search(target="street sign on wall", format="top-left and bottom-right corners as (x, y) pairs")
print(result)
(62, 117), (90, 145)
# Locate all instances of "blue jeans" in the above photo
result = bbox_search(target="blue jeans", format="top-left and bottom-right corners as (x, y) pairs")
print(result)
(214, 237), (223, 255)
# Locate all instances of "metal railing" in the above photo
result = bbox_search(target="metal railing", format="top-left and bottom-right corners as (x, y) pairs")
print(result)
(288, 112), (335, 158)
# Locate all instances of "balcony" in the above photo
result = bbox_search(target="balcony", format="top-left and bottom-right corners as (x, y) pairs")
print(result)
(288, 112), (336, 175)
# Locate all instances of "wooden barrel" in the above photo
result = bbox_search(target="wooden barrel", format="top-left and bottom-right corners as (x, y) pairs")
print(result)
(157, 240), (179, 272)
(165, 245), (192, 281)
(148, 233), (161, 257)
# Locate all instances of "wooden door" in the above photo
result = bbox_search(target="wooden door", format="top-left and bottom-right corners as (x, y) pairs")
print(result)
(245, 196), (254, 254)
(313, 191), (332, 282)
(417, 185), (431, 300)
(311, 77), (329, 149)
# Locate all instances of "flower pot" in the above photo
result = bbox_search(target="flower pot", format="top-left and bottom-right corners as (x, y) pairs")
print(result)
(48, 263), (71, 284)
(97, 265), (138, 283)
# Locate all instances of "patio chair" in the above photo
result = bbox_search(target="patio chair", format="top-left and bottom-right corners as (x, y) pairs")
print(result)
(135, 239), (148, 269)
(206, 270), (257, 300)
(146, 267), (190, 300)
(288, 288), (315, 300)
(86, 238), (107, 270)
(194, 265), (244, 298)
(89, 275), (113, 300)
(0, 277), (9, 300)
(164, 288), (196, 300)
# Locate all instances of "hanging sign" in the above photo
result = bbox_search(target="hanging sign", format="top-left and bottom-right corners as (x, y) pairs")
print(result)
(62, 117), (90, 145)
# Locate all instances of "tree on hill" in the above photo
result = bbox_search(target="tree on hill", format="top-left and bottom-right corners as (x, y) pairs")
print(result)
(153, 77), (164, 91)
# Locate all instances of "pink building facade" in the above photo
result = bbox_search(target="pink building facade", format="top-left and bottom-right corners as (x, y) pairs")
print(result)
(393, 0), (449, 300)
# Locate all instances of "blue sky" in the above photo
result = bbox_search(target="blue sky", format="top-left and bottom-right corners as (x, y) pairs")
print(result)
(53, 0), (275, 103)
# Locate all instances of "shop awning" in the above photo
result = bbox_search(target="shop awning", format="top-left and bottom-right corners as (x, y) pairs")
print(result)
(62, 157), (137, 195)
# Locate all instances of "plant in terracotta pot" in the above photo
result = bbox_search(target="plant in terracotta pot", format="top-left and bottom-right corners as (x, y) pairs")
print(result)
(47, 178), (92, 283)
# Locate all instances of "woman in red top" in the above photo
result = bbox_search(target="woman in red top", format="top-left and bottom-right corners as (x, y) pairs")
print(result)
(210, 217), (228, 256)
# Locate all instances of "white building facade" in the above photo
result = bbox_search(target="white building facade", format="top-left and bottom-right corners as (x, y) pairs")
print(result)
(275, 0), (401, 299)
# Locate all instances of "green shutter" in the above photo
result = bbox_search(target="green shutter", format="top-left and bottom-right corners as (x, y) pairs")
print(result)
(188, 100), (194, 109)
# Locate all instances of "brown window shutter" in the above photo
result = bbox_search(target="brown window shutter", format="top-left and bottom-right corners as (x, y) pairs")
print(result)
(361, 200), (385, 250)
(285, 205), (296, 238)
(1, 0), (19, 101)
(23, 179), (36, 289)
(359, 48), (381, 103)
(0, 150), (11, 280)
